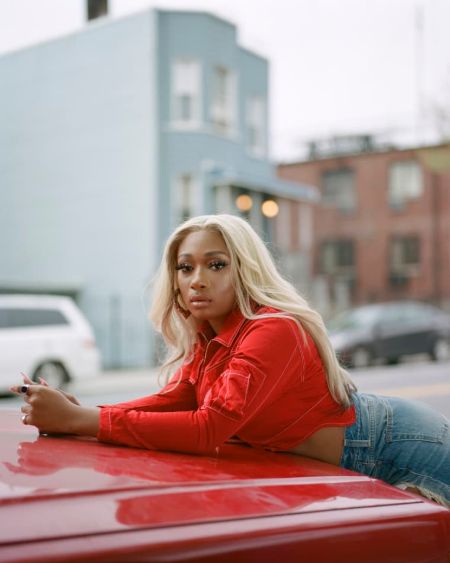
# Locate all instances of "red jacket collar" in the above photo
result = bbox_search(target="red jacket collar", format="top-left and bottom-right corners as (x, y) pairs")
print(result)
(214, 308), (248, 347)
(198, 306), (257, 348)
(199, 307), (246, 347)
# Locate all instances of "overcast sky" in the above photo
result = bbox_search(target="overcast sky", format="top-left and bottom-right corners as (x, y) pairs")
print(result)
(0, 0), (449, 161)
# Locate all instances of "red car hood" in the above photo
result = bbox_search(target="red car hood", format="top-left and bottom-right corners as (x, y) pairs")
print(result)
(0, 409), (449, 561)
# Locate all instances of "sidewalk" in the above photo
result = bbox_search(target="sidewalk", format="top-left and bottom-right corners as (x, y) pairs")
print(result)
(67, 367), (162, 396)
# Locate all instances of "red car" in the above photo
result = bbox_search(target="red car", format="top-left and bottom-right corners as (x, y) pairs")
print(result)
(0, 409), (448, 562)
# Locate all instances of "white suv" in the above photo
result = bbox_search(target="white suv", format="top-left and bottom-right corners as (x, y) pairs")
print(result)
(0, 295), (101, 392)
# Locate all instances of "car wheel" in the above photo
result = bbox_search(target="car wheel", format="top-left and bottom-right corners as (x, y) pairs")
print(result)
(351, 347), (372, 369)
(33, 362), (68, 388)
(430, 338), (450, 362)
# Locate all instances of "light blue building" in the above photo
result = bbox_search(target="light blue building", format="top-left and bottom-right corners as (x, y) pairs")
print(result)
(0, 9), (317, 368)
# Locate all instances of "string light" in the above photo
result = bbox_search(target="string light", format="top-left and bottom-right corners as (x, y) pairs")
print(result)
(261, 199), (279, 217)
(235, 194), (253, 211)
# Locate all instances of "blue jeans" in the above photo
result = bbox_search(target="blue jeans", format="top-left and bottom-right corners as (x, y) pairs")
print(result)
(340, 392), (450, 508)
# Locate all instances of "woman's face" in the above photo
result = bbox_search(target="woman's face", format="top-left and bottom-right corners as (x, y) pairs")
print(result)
(176, 229), (236, 334)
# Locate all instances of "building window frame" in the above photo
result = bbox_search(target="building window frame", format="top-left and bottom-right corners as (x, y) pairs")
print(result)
(319, 239), (355, 277)
(388, 160), (423, 210)
(321, 168), (356, 213)
(171, 59), (202, 129)
(210, 65), (236, 136)
(246, 95), (266, 158)
(388, 235), (420, 285)
(174, 173), (197, 224)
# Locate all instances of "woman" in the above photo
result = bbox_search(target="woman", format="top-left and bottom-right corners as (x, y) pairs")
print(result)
(12, 214), (450, 507)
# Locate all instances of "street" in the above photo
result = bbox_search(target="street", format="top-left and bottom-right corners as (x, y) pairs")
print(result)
(350, 358), (450, 418)
(1, 357), (449, 418)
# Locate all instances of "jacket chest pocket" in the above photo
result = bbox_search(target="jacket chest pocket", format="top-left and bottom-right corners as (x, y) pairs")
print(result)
(204, 370), (252, 421)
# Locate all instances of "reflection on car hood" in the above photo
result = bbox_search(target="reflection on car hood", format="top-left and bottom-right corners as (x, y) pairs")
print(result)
(0, 411), (424, 536)
(1, 408), (449, 563)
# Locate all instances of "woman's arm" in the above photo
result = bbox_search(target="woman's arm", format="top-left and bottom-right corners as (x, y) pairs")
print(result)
(98, 317), (302, 454)
(12, 363), (197, 436)
(14, 317), (302, 451)
(105, 368), (197, 412)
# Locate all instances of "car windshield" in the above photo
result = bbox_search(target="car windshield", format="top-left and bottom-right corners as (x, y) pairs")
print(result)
(327, 306), (382, 332)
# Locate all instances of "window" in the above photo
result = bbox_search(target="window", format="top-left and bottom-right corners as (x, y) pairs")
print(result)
(320, 240), (355, 275)
(177, 174), (196, 223)
(172, 60), (201, 126)
(322, 169), (356, 212)
(389, 236), (420, 284)
(400, 303), (435, 324)
(0, 308), (69, 329)
(211, 66), (235, 134)
(388, 160), (423, 209)
(246, 96), (265, 157)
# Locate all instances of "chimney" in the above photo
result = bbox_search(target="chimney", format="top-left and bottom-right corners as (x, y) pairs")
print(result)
(87, 0), (108, 21)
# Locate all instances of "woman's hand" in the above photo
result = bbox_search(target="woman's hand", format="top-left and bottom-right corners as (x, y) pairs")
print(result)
(16, 384), (82, 435)
(10, 377), (100, 437)
(12, 372), (81, 406)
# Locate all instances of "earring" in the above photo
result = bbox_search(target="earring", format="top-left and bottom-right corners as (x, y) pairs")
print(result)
(174, 288), (191, 319)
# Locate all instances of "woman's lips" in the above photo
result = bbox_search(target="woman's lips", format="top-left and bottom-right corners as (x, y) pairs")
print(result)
(190, 297), (211, 308)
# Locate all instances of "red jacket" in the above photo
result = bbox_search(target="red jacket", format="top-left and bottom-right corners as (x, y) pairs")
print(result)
(98, 307), (355, 454)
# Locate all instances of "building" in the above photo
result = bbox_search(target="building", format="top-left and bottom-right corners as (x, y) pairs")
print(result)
(0, 8), (316, 368)
(278, 140), (450, 316)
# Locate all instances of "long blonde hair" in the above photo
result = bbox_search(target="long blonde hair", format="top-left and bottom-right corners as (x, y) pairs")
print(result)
(150, 214), (356, 407)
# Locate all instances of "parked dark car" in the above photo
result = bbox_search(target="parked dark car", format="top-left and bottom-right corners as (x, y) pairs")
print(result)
(328, 301), (450, 368)
(0, 410), (449, 562)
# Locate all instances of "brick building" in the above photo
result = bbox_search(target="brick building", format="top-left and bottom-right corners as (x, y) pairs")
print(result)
(278, 141), (450, 315)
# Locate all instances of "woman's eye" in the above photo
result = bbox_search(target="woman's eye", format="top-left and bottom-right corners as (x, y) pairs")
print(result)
(209, 260), (228, 271)
(175, 263), (193, 273)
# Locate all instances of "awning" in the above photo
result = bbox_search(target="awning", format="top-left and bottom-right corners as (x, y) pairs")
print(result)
(213, 172), (319, 203)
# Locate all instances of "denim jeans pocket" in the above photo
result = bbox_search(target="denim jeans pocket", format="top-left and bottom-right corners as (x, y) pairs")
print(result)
(384, 396), (448, 444)
(341, 393), (379, 472)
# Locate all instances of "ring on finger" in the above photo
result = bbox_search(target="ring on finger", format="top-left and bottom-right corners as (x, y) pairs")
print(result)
(21, 414), (28, 424)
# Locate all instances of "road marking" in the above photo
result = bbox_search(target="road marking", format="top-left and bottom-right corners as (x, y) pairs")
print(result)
(370, 382), (450, 399)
